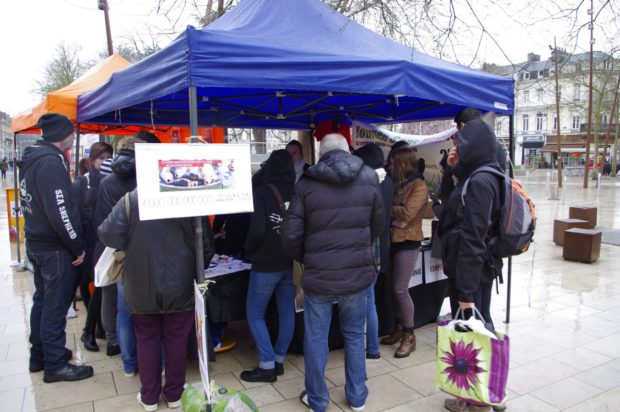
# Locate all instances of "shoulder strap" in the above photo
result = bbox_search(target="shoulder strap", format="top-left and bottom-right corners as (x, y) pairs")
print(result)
(267, 183), (286, 213)
(124, 193), (131, 218)
(461, 166), (506, 205)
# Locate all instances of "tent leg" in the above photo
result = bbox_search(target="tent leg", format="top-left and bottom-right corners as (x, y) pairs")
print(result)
(505, 115), (515, 324)
(188, 86), (205, 284)
(74, 123), (81, 177)
(12, 133), (22, 264)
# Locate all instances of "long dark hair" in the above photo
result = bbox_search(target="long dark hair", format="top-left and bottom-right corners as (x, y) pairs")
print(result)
(391, 147), (418, 187)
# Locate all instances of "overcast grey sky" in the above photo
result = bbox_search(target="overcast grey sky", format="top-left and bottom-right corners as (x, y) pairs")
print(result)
(1, 0), (617, 118)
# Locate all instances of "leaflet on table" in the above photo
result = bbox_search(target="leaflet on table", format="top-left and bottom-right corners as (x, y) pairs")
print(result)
(204, 254), (251, 279)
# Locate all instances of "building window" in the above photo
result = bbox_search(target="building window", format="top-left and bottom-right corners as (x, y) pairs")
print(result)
(536, 113), (544, 131)
(495, 122), (502, 136)
(604, 60), (612, 70)
(573, 84), (581, 101)
(553, 117), (558, 131)
(537, 89), (544, 102)
(522, 114), (529, 131)
(572, 113), (580, 130)
(522, 90), (529, 104)
(602, 113), (609, 126)
(523, 72), (530, 80)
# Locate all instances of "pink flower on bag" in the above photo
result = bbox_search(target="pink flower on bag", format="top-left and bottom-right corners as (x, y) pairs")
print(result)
(441, 339), (486, 391)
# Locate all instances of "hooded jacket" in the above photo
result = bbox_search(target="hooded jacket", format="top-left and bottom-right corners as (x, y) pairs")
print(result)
(98, 190), (214, 314)
(245, 150), (295, 272)
(438, 119), (503, 302)
(281, 150), (385, 295)
(18, 141), (83, 257)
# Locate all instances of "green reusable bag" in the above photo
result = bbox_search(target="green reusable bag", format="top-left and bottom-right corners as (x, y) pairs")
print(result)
(181, 382), (259, 412)
(435, 318), (509, 407)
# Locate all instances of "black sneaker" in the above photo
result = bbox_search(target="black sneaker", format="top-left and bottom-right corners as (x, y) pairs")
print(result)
(275, 362), (284, 376)
(106, 344), (121, 357)
(365, 352), (381, 362)
(299, 390), (313, 411)
(240, 367), (277, 383)
(43, 364), (94, 383)
(29, 349), (73, 373)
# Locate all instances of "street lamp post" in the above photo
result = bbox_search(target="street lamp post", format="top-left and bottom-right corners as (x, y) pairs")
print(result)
(98, 0), (113, 56)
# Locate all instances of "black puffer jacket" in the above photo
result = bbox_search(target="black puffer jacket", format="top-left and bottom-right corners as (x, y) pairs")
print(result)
(438, 120), (503, 302)
(98, 190), (214, 314)
(94, 149), (137, 261)
(281, 150), (385, 295)
(17, 141), (83, 257)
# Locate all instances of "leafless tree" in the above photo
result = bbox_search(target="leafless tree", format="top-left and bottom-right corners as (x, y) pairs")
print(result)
(34, 43), (88, 97)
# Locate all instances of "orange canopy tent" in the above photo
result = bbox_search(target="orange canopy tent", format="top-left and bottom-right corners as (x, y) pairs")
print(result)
(11, 53), (224, 141)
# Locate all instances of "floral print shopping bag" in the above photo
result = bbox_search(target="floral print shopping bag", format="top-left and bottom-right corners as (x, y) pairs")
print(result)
(435, 320), (509, 406)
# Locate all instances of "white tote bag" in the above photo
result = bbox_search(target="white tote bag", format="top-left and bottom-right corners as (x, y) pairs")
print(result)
(94, 247), (125, 287)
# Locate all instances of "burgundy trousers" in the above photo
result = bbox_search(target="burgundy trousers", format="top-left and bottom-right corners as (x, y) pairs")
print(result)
(133, 311), (195, 404)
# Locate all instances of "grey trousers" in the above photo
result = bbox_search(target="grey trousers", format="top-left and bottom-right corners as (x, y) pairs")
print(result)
(101, 283), (118, 345)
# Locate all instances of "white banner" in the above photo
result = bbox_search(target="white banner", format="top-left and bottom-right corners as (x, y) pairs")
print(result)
(135, 143), (254, 221)
(408, 255), (424, 289)
(194, 282), (210, 397)
(424, 254), (448, 283)
(352, 122), (456, 190)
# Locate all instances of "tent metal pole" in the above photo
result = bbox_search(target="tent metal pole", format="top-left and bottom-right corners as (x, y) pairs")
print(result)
(189, 86), (205, 284)
(12, 132), (22, 264)
(74, 123), (81, 177)
(505, 115), (515, 324)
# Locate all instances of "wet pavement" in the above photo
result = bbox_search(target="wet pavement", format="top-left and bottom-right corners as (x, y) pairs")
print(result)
(0, 170), (619, 411)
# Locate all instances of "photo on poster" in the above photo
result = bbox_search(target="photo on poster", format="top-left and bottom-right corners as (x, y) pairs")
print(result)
(158, 159), (236, 191)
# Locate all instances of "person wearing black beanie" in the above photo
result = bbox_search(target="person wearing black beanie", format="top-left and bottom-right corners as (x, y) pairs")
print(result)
(241, 149), (296, 383)
(37, 113), (75, 143)
(17, 113), (94, 382)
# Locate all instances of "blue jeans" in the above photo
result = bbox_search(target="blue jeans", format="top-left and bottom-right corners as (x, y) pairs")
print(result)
(304, 290), (368, 412)
(366, 274), (379, 356)
(246, 269), (296, 369)
(28, 248), (79, 372)
(117, 281), (137, 373)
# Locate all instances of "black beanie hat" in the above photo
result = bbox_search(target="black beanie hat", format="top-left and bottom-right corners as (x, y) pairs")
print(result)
(37, 113), (74, 142)
(264, 149), (295, 184)
(354, 143), (385, 169)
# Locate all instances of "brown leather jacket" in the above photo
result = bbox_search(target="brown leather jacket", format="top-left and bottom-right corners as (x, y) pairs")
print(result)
(391, 176), (428, 243)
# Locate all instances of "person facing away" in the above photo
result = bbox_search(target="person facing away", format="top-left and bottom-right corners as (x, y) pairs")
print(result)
(94, 132), (160, 373)
(281, 133), (385, 412)
(18, 113), (94, 383)
(381, 147), (428, 358)
(240, 149), (296, 383)
(74, 142), (114, 352)
(353, 143), (394, 362)
(98, 188), (214, 411)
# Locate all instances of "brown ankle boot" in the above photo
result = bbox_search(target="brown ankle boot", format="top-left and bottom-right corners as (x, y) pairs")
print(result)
(380, 325), (403, 345)
(394, 332), (416, 358)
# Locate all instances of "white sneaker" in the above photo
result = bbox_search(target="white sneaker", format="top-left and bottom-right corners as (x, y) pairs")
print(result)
(123, 370), (136, 378)
(136, 392), (158, 412)
(67, 306), (77, 319)
(166, 398), (181, 409)
(351, 404), (366, 411)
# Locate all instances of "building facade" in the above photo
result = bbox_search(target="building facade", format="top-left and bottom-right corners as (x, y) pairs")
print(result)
(489, 51), (619, 168)
(0, 112), (12, 160)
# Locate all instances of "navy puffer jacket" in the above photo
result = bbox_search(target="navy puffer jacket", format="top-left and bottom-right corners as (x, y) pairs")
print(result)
(281, 150), (385, 295)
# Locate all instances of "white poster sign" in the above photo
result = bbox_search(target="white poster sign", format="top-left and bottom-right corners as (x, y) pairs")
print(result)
(194, 282), (210, 396)
(408, 255), (424, 289)
(425, 254), (447, 283)
(135, 143), (253, 221)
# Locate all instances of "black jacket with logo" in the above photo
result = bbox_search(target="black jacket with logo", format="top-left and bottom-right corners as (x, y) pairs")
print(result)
(245, 181), (294, 272)
(18, 141), (83, 257)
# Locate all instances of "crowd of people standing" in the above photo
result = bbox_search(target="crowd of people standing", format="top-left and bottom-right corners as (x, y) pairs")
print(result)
(19, 108), (507, 412)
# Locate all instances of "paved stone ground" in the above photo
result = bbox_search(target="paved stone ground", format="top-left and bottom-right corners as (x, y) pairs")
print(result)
(1, 170), (619, 411)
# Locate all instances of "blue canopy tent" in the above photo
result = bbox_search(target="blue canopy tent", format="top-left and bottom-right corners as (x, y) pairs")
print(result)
(78, 0), (516, 322)
(78, 0), (513, 129)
